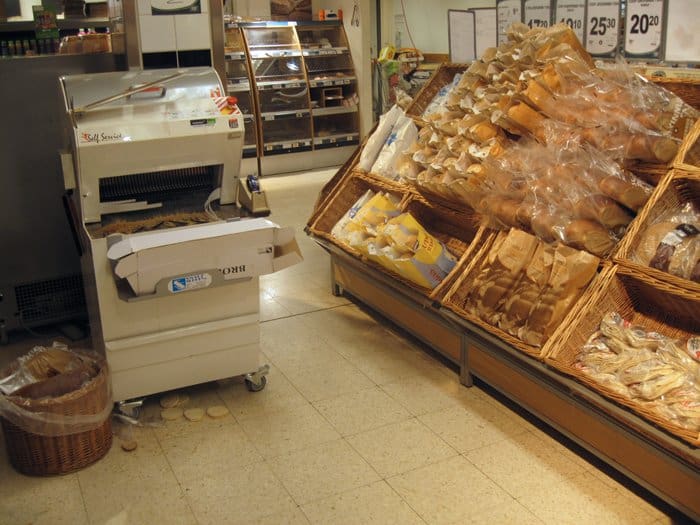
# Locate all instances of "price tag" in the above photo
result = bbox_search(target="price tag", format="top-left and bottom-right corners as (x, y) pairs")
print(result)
(263, 114), (275, 121)
(624, 0), (664, 57)
(585, 1), (620, 56)
(496, 0), (523, 44)
(555, 1), (586, 42)
(342, 79), (350, 85)
(524, 0), (551, 29)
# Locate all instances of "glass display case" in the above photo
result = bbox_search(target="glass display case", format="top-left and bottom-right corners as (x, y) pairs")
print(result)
(296, 22), (359, 149)
(224, 21), (257, 158)
(242, 23), (312, 156)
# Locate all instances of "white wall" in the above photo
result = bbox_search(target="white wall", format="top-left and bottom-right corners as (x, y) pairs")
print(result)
(392, 0), (495, 53)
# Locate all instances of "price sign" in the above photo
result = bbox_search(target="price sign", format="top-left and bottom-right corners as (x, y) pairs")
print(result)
(555, 1), (586, 42)
(524, 0), (551, 30)
(585, 1), (620, 56)
(624, 0), (664, 57)
(496, 0), (523, 45)
(664, 0), (700, 63)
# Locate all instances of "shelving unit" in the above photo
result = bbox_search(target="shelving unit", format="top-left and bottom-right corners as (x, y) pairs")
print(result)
(220, 20), (361, 176)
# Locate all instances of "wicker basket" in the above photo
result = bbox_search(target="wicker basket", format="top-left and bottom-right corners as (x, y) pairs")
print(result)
(400, 195), (485, 301)
(308, 172), (486, 299)
(441, 230), (605, 360)
(405, 63), (469, 122)
(614, 170), (700, 295)
(624, 160), (671, 187)
(0, 355), (113, 476)
(648, 76), (700, 111)
(673, 118), (700, 173)
(545, 264), (699, 447)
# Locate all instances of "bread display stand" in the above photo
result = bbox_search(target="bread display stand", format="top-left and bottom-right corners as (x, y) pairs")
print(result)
(306, 67), (700, 519)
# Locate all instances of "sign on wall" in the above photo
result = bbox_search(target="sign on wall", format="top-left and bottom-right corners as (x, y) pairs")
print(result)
(524, 0), (552, 30)
(585, 0), (620, 57)
(664, 0), (700, 63)
(448, 10), (476, 63)
(473, 8), (498, 59)
(496, 0), (523, 44)
(554, 1), (586, 42)
(624, 0), (664, 58)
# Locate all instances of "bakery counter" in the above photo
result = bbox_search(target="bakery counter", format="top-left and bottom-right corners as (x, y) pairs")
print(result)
(313, 237), (700, 520)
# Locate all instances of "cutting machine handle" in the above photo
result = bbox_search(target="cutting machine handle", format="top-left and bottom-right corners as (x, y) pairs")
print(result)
(128, 85), (167, 100)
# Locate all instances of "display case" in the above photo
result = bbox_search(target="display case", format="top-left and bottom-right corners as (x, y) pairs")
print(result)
(297, 21), (360, 150)
(242, 23), (313, 159)
(224, 22), (257, 160)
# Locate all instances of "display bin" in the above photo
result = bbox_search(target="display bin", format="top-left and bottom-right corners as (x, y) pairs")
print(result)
(404, 63), (469, 123)
(614, 170), (700, 294)
(441, 230), (608, 360)
(673, 119), (700, 173)
(648, 77), (700, 111)
(545, 264), (700, 448)
(0, 353), (113, 476)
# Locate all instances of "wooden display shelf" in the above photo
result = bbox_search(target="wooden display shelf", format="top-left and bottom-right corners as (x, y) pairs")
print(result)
(314, 238), (700, 522)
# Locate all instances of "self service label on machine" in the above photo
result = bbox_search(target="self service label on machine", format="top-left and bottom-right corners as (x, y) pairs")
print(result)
(168, 273), (213, 294)
(624, 0), (664, 58)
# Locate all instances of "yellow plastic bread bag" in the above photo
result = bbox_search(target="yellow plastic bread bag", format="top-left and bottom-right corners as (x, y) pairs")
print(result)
(379, 213), (457, 288)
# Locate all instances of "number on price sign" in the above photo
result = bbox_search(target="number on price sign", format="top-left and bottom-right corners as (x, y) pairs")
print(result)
(624, 0), (663, 57)
(555, 1), (586, 41)
(585, 1), (620, 56)
(524, 0), (552, 29)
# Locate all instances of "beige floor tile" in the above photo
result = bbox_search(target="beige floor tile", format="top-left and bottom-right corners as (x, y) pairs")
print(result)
(248, 507), (311, 525)
(463, 498), (544, 524)
(268, 439), (381, 505)
(159, 421), (263, 483)
(260, 316), (346, 373)
(517, 471), (659, 525)
(0, 471), (88, 525)
(77, 429), (196, 525)
(380, 375), (488, 417)
(266, 277), (350, 315)
(346, 418), (457, 477)
(418, 400), (530, 453)
(301, 480), (426, 525)
(182, 461), (298, 525)
(236, 403), (340, 458)
(313, 386), (412, 436)
(464, 431), (588, 500)
(260, 293), (293, 322)
(283, 357), (375, 403)
(387, 456), (512, 525)
(217, 364), (308, 419)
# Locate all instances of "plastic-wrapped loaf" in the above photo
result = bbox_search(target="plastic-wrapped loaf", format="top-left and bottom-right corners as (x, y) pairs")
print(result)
(576, 312), (700, 431)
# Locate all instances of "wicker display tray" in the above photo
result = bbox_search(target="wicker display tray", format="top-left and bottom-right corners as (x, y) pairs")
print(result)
(545, 264), (699, 447)
(404, 63), (469, 122)
(0, 356), (113, 476)
(673, 118), (700, 173)
(648, 76), (700, 111)
(441, 229), (606, 360)
(308, 171), (486, 301)
(614, 170), (700, 295)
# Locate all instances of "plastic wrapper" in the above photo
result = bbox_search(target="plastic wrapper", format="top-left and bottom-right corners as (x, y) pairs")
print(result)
(0, 342), (113, 437)
(422, 73), (463, 119)
(463, 229), (597, 347)
(358, 105), (403, 172)
(577, 312), (700, 431)
(330, 189), (375, 239)
(632, 203), (700, 283)
(370, 115), (419, 181)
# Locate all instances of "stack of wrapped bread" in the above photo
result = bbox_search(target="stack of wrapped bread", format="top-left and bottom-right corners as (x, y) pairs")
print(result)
(576, 312), (700, 432)
(453, 229), (599, 347)
(364, 23), (698, 258)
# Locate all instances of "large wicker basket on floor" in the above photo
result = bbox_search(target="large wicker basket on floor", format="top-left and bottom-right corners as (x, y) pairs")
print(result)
(404, 63), (469, 122)
(0, 354), (113, 476)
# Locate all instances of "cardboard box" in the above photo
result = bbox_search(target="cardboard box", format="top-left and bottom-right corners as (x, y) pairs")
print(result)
(107, 218), (302, 296)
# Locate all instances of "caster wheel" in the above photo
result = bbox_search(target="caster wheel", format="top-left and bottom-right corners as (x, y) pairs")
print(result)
(245, 375), (267, 392)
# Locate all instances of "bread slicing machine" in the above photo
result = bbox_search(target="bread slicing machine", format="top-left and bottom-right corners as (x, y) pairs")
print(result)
(59, 67), (302, 402)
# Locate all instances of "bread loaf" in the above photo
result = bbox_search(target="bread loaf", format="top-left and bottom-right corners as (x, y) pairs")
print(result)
(598, 175), (651, 211)
(564, 219), (616, 256)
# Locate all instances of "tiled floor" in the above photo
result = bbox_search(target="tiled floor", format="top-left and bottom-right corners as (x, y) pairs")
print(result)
(0, 169), (686, 524)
